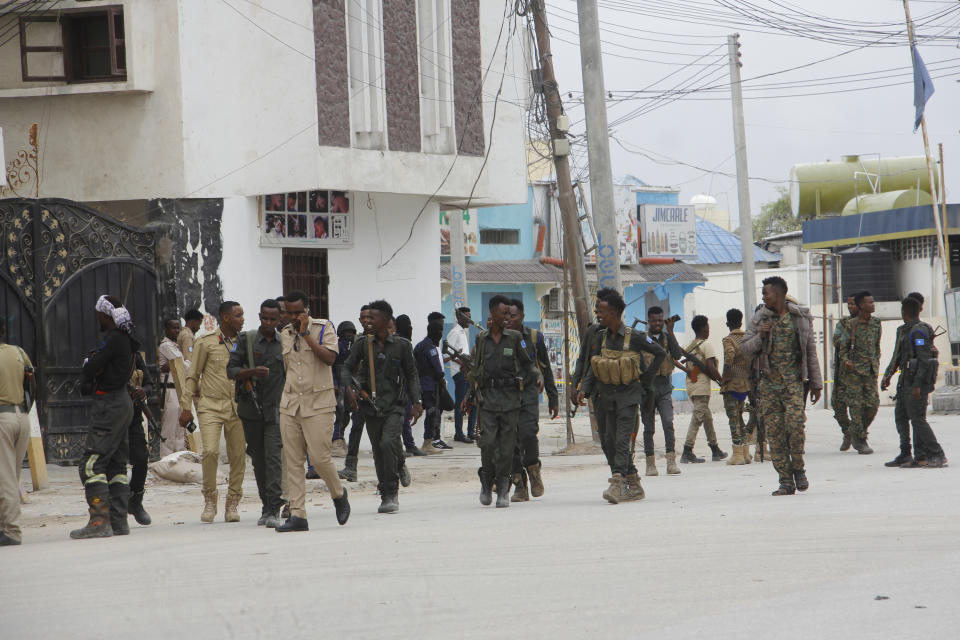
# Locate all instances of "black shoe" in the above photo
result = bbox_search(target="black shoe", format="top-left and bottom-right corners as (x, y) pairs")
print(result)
(406, 446), (427, 457)
(900, 458), (921, 468)
(275, 515), (309, 532)
(478, 468), (493, 506)
(400, 463), (412, 487)
(333, 487), (351, 525)
(771, 484), (796, 496)
(378, 493), (399, 514)
(840, 432), (852, 451)
(495, 476), (511, 508)
(433, 439), (453, 450)
(680, 446), (705, 464)
(885, 452), (912, 467)
(794, 470), (809, 492)
(127, 491), (152, 526)
(305, 468), (320, 480)
(338, 466), (357, 482)
(853, 439), (874, 455)
(0, 532), (22, 546)
(454, 434), (473, 444)
(710, 444), (728, 461)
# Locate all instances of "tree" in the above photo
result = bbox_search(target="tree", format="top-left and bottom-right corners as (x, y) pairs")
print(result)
(752, 186), (800, 239)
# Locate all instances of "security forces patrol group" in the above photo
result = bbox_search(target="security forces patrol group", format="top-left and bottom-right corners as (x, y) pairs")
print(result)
(0, 275), (947, 545)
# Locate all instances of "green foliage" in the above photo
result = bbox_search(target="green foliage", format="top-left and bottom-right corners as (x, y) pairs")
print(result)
(753, 186), (800, 239)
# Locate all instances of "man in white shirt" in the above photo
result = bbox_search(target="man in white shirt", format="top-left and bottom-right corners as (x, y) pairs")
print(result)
(681, 315), (728, 463)
(157, 318), (187, 457)
(446, 307), (476, 443)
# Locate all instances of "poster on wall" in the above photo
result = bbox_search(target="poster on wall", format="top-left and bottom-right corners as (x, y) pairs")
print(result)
(639, 204), (697, 259)
(260, 190), (354, 247)
(582, 184), (639, 265)
(439, 209), (479, 256)
(946, 287), (960, 343)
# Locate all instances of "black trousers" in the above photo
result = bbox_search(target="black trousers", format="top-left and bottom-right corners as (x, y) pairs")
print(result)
(366, 410), (403, 494)
(241, 417), (284, 515)
(640, 388), (676, 455)
(79, 389), (134, 488)
(894, 388), (944, 460)
(128, 408), (148, 494)
(596, 397), (639, 476)
(512, 402), (540, 473)
(479, 408), (518, 480)
(422, 390), (440, 440)
(344, 409), (366, 467)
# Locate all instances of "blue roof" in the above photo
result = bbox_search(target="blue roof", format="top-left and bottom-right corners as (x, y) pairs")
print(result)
(686, 216), (782, 265)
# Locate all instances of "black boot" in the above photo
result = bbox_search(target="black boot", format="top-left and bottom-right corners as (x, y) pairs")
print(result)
(70, 484), (113, 539)
(793, 469), (809, 492)
(680, 446), (705, 463)
(378, 491), (399, 514)
(338, 457), (357, 482)
(853, 437), (874, 455)
(333, 487), (351, 525)
(710, 444), (728, 461)
(478, 468), (493, 506)
(885, 450), (912, 467)
(128, 490), (152, 526)
(108, 483), (131, 536)
(495, 476), (511, 508)
(275, 515), (309, 532)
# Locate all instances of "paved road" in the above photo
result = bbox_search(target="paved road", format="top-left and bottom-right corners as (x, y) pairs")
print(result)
(3, 407), (957, 639)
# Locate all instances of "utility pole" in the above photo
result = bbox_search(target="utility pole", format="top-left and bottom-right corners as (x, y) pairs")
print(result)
(728, 33), (757, 314)
(532, 1), (592, 335)
(939, 143), (952, 288)
(576, 0), (622, 293)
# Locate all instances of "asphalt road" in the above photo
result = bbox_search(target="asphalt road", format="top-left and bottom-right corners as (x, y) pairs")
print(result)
(2, 406), (957, 639)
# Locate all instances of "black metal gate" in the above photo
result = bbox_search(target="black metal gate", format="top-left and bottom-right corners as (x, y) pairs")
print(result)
(0, 198), (157, 464)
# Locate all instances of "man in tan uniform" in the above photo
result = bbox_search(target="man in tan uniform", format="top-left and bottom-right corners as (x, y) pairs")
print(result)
(177, 309), (203, 362)
(276, 290), (350, 532)
(157, 317), (186, 457)
(0, 321), (32, 546)
(179, 302), (247, 523)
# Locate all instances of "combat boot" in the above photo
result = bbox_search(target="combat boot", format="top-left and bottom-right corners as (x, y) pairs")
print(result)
(742, 444), (752, 464)
(201, 491), (217, 523)
(853, 438), (874, 455)
(378, 491), (399, 514)
(108, 482), (131, 536)
(665, 451), (681, 475)
(421, 440), (443, 455)
(333, 487), (351, 525)
(224, 494), (240, 522)
(680, 446), (704, 463)
(70, 485), (113, 539)
(478, 468), (493, 506)
(793, 469), (809, 492)
(338, 458), (358, 482)
(645, 455), (659, 476)
(331, 438), (347, 458)
(771, 483), (795, 496)
(603, 474), (623, 504)
(399, 462), (411, 487)
(840, 431), (852, 451)
(526, 461), (544, 497)
(710, 443), (728, 461)
(495, 476), (511, 508)
(128, 490), (151, 526)
(885, 449), (912, 467)
(623, 472), (645, 501)
(726, 445), (746, 465)
(510, 472), (529, 502)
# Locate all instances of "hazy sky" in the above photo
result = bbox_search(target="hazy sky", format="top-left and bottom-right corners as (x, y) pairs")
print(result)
(545, 0), (960, 223)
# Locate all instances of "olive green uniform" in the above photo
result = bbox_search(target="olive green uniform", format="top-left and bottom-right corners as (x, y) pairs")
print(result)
(831, 317), (853, 436)
(835, 316), (881, 444)
(514, 327), (558, 472)
(891, 320), (945, 462)
(721, 329), (750, 446)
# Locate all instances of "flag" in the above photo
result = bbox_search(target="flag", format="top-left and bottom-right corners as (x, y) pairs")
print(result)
(911, 44), (935, 132)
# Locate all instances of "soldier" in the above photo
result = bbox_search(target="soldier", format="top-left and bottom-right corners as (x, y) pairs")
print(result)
(576, 288), (665, 504)
(227, 299), (286, 528)
(506, 298), (558, 502)
(178, 309), (203, 361)
(413, 312), (446, 455)
(157, 318), (186, 456)
(125, 352), (153, 528)
(639, 307), (684, 476)
(0, 320), (33, 546)
(178, 301), (247, 523)
(276, 290), (350, 531)
(344, 300), (422, 513)
(680, 316), (726, 463)
(71, 295), (138, 539)
(836, 291), (881, 455)
(340, 306), (372, 482)
(465, 294), (537, 508)
(332, 320), (358, 455)
(741, 277), (822, 496)
(881, 297), (948, 468)
(720, 309), (752, 466)
(832, 295), (858, 451)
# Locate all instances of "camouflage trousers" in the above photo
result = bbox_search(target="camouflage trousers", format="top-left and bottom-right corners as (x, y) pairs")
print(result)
(758, 379), (805, 489)
(683, 395), (718, 448)
(722, 393), (747, 445)
(831, 374), (850, 433)
(841, 372), (879, 441)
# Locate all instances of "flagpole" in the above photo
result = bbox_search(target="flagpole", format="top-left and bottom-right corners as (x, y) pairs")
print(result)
(903, 0), (949, 285)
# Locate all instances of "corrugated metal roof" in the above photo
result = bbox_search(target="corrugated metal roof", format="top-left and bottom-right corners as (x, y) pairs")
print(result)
(440, 260), (705, 284)
(685, 216), (782, 265)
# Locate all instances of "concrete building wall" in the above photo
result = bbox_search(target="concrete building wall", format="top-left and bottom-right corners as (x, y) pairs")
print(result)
(474, 186), (535, 262)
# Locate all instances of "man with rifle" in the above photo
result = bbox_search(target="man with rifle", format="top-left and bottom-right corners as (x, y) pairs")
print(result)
(680, 316), (726, 463)
(720, 309), (752, 466)
(228, 299), (286, 528)
(837, 291), (881, 455)
(125, 352), (156, 528)
(639, 307), (685, 476)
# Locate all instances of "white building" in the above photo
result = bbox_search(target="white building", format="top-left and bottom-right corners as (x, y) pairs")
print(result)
(0, 0), (529, 327)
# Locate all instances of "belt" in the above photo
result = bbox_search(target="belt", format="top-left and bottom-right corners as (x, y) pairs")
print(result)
(0, 404), (21, 414)
(481, 378), (520, 389)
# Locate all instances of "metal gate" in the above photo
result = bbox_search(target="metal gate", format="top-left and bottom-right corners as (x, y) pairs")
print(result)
(0, 198), (157, 464)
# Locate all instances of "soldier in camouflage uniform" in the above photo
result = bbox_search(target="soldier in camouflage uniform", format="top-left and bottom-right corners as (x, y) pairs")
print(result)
(742, 277), (822, 496)
(831, 295), (857, 450)
(880, 297), (948, 468)
(720, 308), (751, 465)
(835, 291), (881, 455)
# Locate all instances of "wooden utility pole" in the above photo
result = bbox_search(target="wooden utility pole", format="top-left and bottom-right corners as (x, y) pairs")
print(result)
(531, 0), (592, 336)
(728, 33), (757, 315)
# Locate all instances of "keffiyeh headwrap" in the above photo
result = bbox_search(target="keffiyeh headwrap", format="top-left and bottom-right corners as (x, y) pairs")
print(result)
(95, 295), (134, 334)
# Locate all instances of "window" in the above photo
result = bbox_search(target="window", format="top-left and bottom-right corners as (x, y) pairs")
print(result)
(418, 0), (455, 153)
(480, 228), (520, 245)
(20, 7), (126, 83)
(347, 0), (387, 149)
(282, 249), (329, 320)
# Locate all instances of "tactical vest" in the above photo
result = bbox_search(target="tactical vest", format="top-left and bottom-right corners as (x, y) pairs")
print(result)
(591, 327), (642, 385)
(642, 334), (675, 377)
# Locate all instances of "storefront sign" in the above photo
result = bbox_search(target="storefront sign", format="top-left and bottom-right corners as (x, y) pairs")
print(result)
(260, 190), (354, 247)
(639, 204), (697, 259)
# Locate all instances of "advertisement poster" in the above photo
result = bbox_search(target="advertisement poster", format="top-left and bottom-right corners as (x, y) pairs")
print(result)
(582, 184), (639, 265)
(440, 209), (479, 256)
(639, 204), (697, 260)
(261, 190), (353, 247)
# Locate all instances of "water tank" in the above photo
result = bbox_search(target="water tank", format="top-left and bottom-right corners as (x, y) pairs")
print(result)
(839, 244), (898, 302)
(789, 155), (937, 218)
(841, 189), (933, 215)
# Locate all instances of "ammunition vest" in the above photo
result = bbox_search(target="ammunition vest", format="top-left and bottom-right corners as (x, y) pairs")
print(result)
(591, 327), (643, 385)
(642, 334), (675, 377)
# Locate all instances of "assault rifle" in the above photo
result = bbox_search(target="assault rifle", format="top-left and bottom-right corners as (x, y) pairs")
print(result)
(442, 341), (475, 375)
(347, 376), (383, 417)
(679, 345), (722, 386)
(129, 383), (165, 443)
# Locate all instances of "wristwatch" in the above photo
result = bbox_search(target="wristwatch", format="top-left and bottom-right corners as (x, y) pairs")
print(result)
(299, 330), (310, 337)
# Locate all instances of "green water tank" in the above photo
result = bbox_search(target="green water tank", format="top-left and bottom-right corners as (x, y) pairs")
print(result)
(841, 189), (933, 215)
(789, 155), (937, 218)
